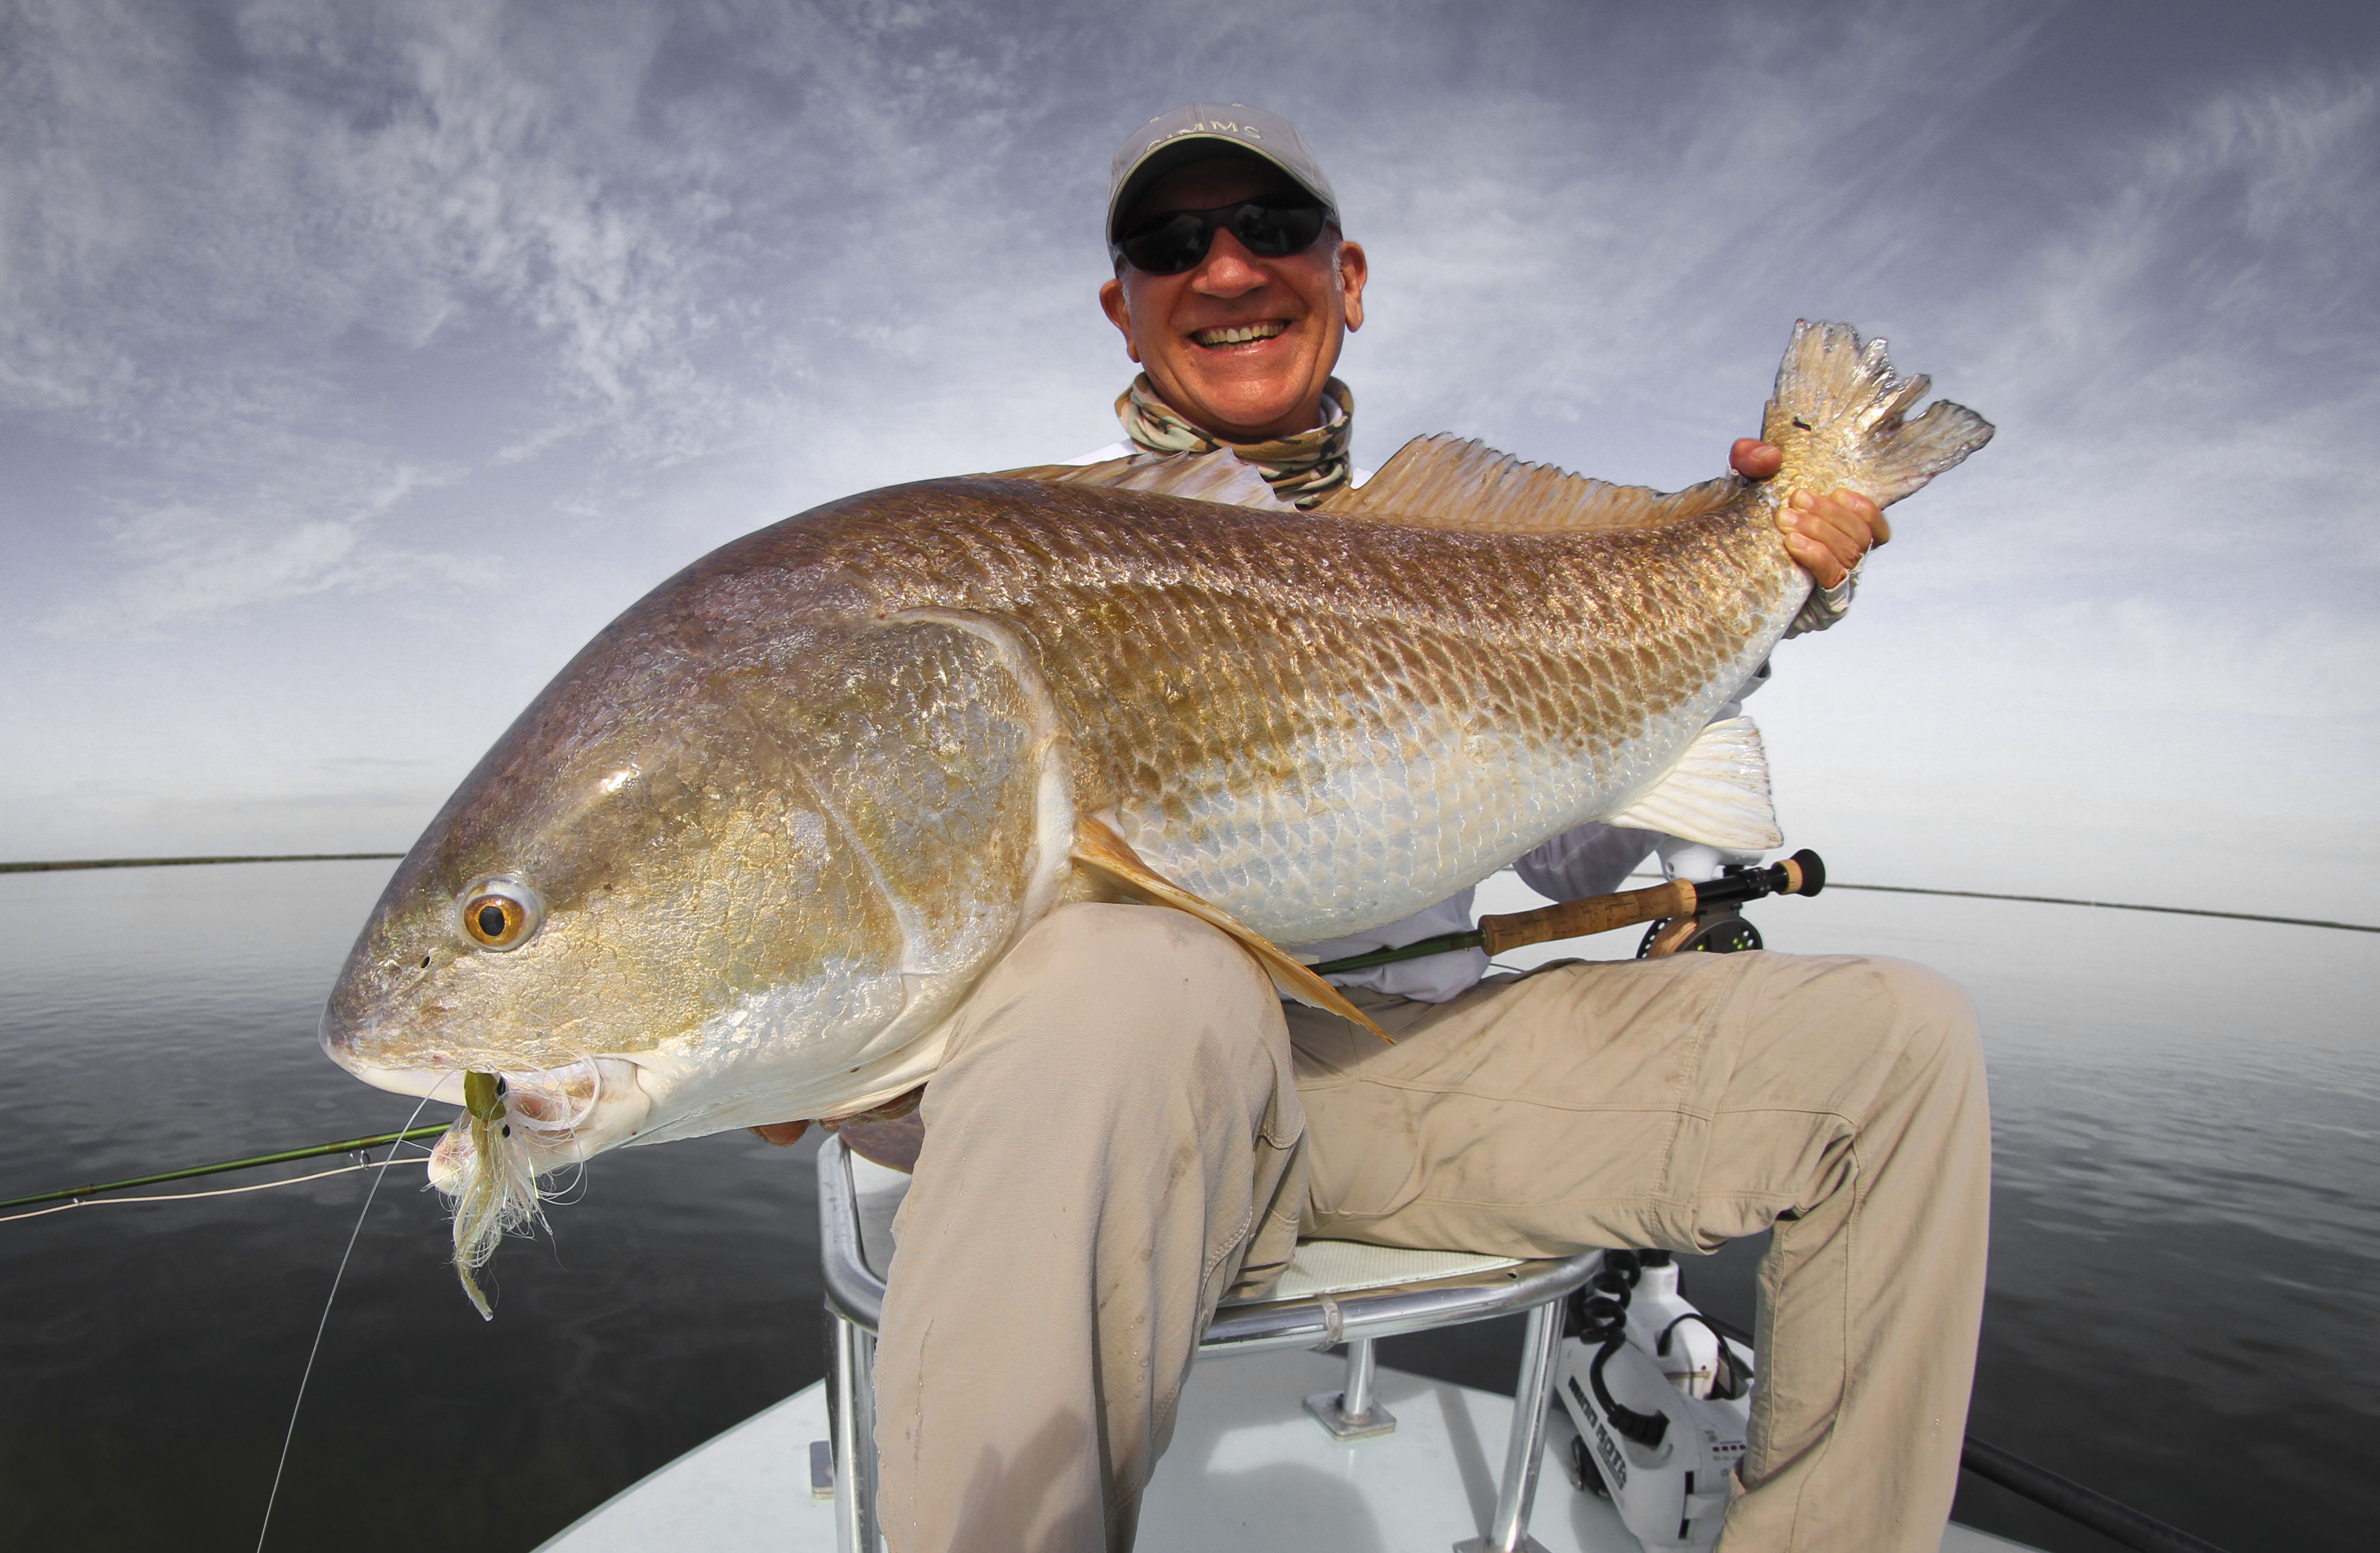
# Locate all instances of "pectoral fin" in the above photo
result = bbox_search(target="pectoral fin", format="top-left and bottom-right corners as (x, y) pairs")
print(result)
(1070, 817), (1391, 1042)
(1608, 716), (1785, 851)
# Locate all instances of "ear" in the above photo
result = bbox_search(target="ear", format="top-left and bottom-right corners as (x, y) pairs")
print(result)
(1098, 277), (1144, 364)
(1337, 241), (1368, 333)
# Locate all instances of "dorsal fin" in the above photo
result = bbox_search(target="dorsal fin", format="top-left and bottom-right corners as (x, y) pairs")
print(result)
(988, 449), (1280, 508)
(1321, 434), (1744, 534)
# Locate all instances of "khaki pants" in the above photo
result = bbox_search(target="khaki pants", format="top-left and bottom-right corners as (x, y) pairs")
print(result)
(873, 903), (1989, 1552)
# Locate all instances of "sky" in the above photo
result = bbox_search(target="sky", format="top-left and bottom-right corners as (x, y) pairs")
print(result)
(4, 0), (2376, 918)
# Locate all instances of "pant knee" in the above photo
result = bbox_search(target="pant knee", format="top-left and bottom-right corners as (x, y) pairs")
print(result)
(950, 902), (1284, 1089)
(1027, 901), (1264, 989)
(1868, 957), (1981, 1077)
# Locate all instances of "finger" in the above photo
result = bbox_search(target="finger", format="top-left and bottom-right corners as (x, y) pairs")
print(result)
(1731, 438), (1783, 481)
(1793, 490), (1888, 563)
(1801, 501), (1872, 570)
(1815, 488), (1888, 548)
(1782, 531), (1848, 589)
(1831, 489), (1886, 546)
(1776, 495), (1869, 576)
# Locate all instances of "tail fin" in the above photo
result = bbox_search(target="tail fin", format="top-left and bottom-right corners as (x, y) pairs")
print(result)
(1765, 321), (1994, 506)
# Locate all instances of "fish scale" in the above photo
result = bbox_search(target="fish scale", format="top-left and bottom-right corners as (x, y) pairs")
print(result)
(738, 479), (1798, 944)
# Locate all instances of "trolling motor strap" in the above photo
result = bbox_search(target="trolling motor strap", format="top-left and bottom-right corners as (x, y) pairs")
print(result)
(1589, 1333), (1672, 1448)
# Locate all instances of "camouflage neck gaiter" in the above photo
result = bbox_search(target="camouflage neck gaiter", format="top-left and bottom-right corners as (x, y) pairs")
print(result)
(1116, 374), (1356, 509)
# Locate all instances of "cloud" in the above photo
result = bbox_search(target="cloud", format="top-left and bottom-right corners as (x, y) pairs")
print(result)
(1335, 2), (2045, 431)
(1, 0), (2375, 878)
(0, 0), (723, 412)
(41, 452), (485, 636)
(1858, 64), (2380, 789)
(2, 0), (754, 631)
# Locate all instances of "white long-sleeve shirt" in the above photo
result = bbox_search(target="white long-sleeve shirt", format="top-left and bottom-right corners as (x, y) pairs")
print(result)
(1055, 439), (1816, 1002)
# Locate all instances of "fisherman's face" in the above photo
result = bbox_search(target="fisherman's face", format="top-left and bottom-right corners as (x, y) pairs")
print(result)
(1099, 156), (1368, 442)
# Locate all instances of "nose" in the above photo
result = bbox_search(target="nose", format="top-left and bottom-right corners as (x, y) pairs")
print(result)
(1189, 230), (1270, 297)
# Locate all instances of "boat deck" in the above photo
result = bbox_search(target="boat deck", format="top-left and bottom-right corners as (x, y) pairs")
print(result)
(536, 1348), (2034, 1552)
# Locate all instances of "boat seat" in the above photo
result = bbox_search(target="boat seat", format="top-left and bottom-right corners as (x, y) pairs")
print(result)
(816, 1134), (1596, 1553)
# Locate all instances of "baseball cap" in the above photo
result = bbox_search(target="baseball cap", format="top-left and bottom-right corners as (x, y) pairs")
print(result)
(1105, 104), (1339, 252)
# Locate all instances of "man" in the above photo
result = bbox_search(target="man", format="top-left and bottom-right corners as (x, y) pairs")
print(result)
(861, 106), (1989, 1553)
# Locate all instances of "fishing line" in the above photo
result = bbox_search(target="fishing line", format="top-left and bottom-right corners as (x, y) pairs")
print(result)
(1596, 871), (2378, 933)
(254, 1095), (436, 1553)
(1826, 882), (2380, 933)
(0, 1154), (429, 1227)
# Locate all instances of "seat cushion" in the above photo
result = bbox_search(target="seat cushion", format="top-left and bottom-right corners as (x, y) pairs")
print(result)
(846, 1149), (1521, 1301)
(1230, 1239), (1522, 1304)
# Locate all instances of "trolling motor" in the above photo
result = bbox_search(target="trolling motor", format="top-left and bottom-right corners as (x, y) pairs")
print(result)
(1555, 1249), (1755, 1549)
(1305, 849), (1825, 979)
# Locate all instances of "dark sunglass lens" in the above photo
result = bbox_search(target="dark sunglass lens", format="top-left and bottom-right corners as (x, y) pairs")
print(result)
(1121, 212), (1212, 275)
(1232, 202), (1325, 258)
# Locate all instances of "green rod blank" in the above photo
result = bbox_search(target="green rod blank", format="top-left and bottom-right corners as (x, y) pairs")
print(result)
(1, 1123), (453, 1209)
(0, 853), (403, 874)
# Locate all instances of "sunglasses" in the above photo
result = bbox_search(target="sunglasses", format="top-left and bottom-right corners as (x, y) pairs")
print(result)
(1113, 194), (1332, 275)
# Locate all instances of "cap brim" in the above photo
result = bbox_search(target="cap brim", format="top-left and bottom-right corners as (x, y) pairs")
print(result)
(1106, 139), (1336, 247)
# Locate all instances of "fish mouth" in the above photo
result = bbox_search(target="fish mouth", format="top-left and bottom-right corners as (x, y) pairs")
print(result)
(340, 1062), (474, 1107)
(319, 1029), (515, 1107)
(319, 1009), (655, 1155)
(419, 1054), (656, 1319)
(321, 1004), (559, 1103)
(1191, 318), (1289, 349)
(420, 1055), (654, 1187)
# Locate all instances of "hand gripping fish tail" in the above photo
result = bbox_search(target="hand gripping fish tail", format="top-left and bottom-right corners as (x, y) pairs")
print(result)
(1763, 319), (1996, 507)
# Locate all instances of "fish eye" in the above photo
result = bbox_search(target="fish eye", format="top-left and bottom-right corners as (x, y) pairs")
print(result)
(458, 877), (544, 951)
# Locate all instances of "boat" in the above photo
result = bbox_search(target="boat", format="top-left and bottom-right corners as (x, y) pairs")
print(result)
(532, 1357), (2038, 1553)
(534, 1139), (2044, 1553)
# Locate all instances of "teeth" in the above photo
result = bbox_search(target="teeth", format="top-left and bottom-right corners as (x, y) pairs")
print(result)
(1195, 321), (1286, 346)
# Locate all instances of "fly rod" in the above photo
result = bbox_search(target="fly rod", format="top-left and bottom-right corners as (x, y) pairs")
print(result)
(1306, 849), (1825, 977)
(9, 856), (1826, 1209)
(0, 1124), (451, 1211)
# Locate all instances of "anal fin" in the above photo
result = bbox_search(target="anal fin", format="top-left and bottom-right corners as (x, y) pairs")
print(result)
(1608, 716), (1784, 852)
(1071, 818), (1390, 1042)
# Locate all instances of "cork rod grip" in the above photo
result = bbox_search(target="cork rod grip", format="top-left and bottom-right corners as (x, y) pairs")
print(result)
(1478, 879), (1699, 957)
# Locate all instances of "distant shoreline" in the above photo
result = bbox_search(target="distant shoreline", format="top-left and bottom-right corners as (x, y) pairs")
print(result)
(5, 852), (2373, 935)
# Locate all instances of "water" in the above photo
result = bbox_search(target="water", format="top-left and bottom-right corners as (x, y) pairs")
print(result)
(1, 861), (2372, 1551)
(0, 862), (824, 1550)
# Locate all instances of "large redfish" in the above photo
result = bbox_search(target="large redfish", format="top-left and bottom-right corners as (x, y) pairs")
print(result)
(320, 322), (1990, 1312)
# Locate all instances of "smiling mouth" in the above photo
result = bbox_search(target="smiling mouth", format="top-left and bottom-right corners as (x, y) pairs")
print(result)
(1192, 320), (1288, 348)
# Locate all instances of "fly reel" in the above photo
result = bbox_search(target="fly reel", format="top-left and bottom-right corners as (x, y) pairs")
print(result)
(1636, 910), (1762, 958)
